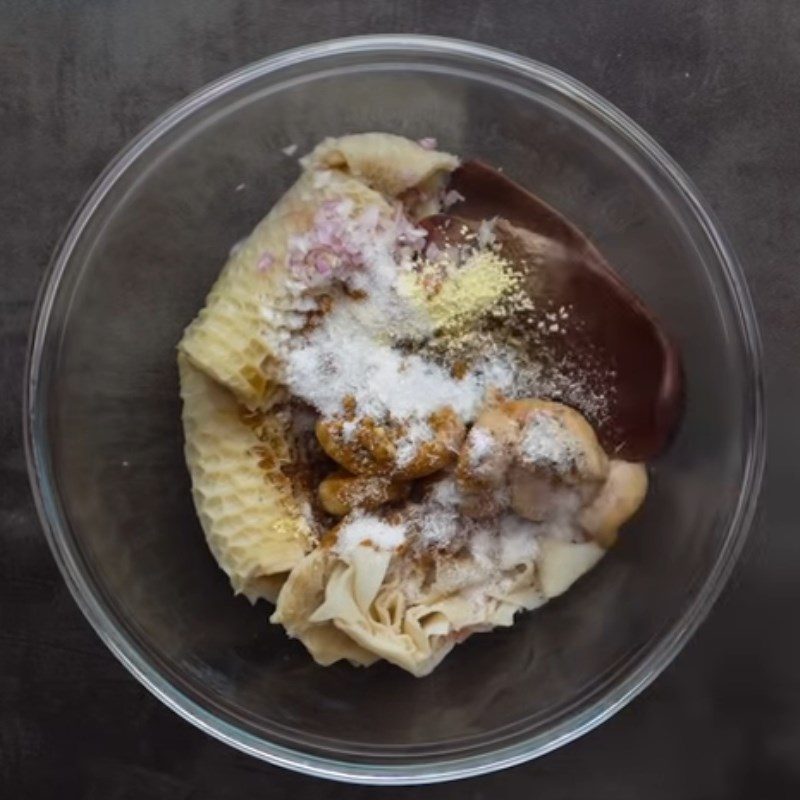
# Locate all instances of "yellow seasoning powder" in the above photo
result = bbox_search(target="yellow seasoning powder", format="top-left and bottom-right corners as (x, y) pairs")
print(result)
(399, 250), (519, 334)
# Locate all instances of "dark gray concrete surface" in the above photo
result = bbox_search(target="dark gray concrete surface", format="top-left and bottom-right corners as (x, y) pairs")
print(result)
(2, 1), (799, 797)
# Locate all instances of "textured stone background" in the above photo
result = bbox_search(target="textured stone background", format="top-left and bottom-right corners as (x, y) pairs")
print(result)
(2, 1), (798, 797)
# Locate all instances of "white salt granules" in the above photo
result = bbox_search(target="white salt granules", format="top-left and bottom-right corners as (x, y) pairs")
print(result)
(518, 412), (583, 474)
(466, 426), (498, 477)
(465, 515), (540, 572)
(394, 416), (433, 468)
(334, 514), (407, 557)
(417, 505), (461, 549)
(285, 307), (516, 424)
(429, 474), (462, 506)
(496, 514), (540, 569)
(413, 475), (462, 548)
(284, 193), (432, 340)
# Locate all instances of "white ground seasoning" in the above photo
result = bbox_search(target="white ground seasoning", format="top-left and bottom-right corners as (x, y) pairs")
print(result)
(334, 514), (407, 557)
(477, 217), (497, 248)
(418, 505), (461, 549)
(340, 419), (358, 441)
(370, 474), (466, 555)
(497, 514), (541, 569)
(461, 514), (542, 578)
(468, 528), (496, 569)
(430, 473), (462, 506)
(407, 475), (541, 564)
(413, 475), (462, 548)
(468, 427), (495, 463)
(286, 307), (515, 424)
(466, 425), (498, 478)
(518, 412), (583, 474)
(394, 417), (433, 468)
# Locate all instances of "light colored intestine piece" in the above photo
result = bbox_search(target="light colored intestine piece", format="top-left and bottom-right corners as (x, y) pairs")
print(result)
(458, 399), (606, 521)
(178, 354), (311, 602)
(537, 539), (605, 599)
(457, 398), (647, 545)
(579, 460), (648, 548)
(506, 398), (608, 485)
(268, 547), (379, 667)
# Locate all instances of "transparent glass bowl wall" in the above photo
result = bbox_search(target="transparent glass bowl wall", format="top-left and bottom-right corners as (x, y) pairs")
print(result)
(25, 36), (764, 784)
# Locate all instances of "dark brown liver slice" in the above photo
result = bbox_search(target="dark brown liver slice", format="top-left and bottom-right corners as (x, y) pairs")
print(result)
(437, 160), (683, 461)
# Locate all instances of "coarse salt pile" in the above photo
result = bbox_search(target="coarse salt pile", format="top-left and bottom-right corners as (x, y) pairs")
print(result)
(285, 310), (515, 422)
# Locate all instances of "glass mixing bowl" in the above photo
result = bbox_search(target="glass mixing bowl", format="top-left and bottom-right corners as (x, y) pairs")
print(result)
(24, 35), (764, 784)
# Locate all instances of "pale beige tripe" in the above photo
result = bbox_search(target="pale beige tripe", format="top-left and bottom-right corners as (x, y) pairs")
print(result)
(179, 354), (311, 602)
(272, 537), (604, 677)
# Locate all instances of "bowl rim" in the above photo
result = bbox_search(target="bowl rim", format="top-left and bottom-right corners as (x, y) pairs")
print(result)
(24, 33), (765, 785)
